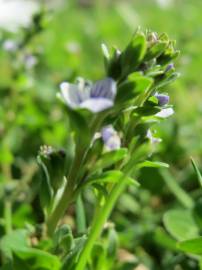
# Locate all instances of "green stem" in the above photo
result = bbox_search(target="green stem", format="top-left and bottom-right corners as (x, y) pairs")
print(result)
(47, 114), (107, 236)
(47, 183), (74, 236)
(76, 194), (86, 234)
(47, 144), (86, 236)
(76, 177), (128, 270)
(4, 201), (12, 234)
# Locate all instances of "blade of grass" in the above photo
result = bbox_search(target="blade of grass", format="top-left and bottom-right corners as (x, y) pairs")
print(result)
(191, 157), (202, 188)
(160, 169), (194, 209)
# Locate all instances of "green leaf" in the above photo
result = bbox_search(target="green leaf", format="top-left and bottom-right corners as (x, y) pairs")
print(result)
(193, 198), (202, 231)
(84, 171), (139, 188)
(155, 72), (180, 89)
(107, 47), (122, 80)
(85, 171), (123, 186)
(38, 148), (67, 193)
(92, 184), (109, 199)
(91, 243), (106, 270)
(0, 229), (29, 259)
(67, 108), (91, 148)
(191, 158), (202, 187)
(157, 42), (180, 65)
(101, 43), (111, 73)
(145, 41), (169, 61)
(0, 262), (13, 270)
(178, 237), (202, 255)
(61, 235), (87, 270)
(163, 209), (199, 241)
(53, 224), (74, 253)
(116, 73), (153, 104)
(93, 148), (128, 171)
(121, 32), (147, 76)
(153, 227), (178, 252)
(13, 248), (61, 270)
(37, 156), (53, 211)
(101, 43), (110, 61)
(128, 72), (153, 94)
(107, 228), (118, 258)
(137, 160), (169, 169)
(133, 106), (160, 116)
(12, 204), (35, 228)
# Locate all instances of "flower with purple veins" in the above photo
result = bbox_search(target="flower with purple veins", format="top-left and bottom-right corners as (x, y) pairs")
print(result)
(60, 77), (117, 113)
(101, 125), (121, 151)
(154, 93), (170, 106)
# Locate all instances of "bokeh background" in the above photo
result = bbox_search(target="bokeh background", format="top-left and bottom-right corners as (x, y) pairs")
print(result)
(1, 0), (202, 269)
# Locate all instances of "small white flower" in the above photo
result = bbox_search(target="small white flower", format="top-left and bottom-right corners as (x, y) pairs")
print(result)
(3, 40), (18, 52)
(60, 77), (117, 113)
(155, 108), (174, 118)
(101, 125), (121, 151)
(146, 129), (162, 144)
(24, 55), (38, 69)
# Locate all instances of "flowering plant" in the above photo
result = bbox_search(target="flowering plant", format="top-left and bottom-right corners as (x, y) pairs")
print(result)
(1, 29), (179, 270)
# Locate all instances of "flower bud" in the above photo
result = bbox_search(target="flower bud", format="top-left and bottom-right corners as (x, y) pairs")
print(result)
(165, 63), (174, 73)
(155, 93), (170, 106)
(38, 145), (66, 192)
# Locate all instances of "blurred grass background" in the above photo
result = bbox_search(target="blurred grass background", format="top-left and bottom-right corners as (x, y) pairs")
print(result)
(1, 0), (202, 269)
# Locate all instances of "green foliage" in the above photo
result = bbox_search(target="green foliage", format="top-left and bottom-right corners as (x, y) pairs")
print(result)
(178, 237), (202, 255)
(13, 248), (61, 270)
(1, 0), (202, 269)
(163, 209), (199, 241)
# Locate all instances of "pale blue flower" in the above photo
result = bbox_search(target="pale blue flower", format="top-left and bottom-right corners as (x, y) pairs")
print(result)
(101, 125), (121, 150)
(146, 129), (162, 144)
(60, 77), (116, 113)
(155, 108), (174, 118)
(24, 54), (38, 69)
(3, 39), (17, 52)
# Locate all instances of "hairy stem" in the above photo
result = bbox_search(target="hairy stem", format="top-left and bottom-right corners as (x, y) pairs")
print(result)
(47, 143), (87, 236)
(76, 177), (128, 270)
(46, 184), (73, 236)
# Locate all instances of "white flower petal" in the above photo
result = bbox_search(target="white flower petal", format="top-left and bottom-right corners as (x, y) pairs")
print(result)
(146, 129), (162, 144)
(155, 108), (174, 118)
(77, 78), (91, 101)
(60, 82), (81, 108)
(80, 98), (114, 113)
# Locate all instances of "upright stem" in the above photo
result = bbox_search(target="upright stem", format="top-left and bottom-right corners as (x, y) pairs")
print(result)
(76, 177), (128, 270)
(76, 194), (86, 234)
(3, 164), (12, 234)
(47, 145), (86, 236)
(46, 114), (106, 236)
(47, 184), (74, 236)
(4, 201), (12, 234)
